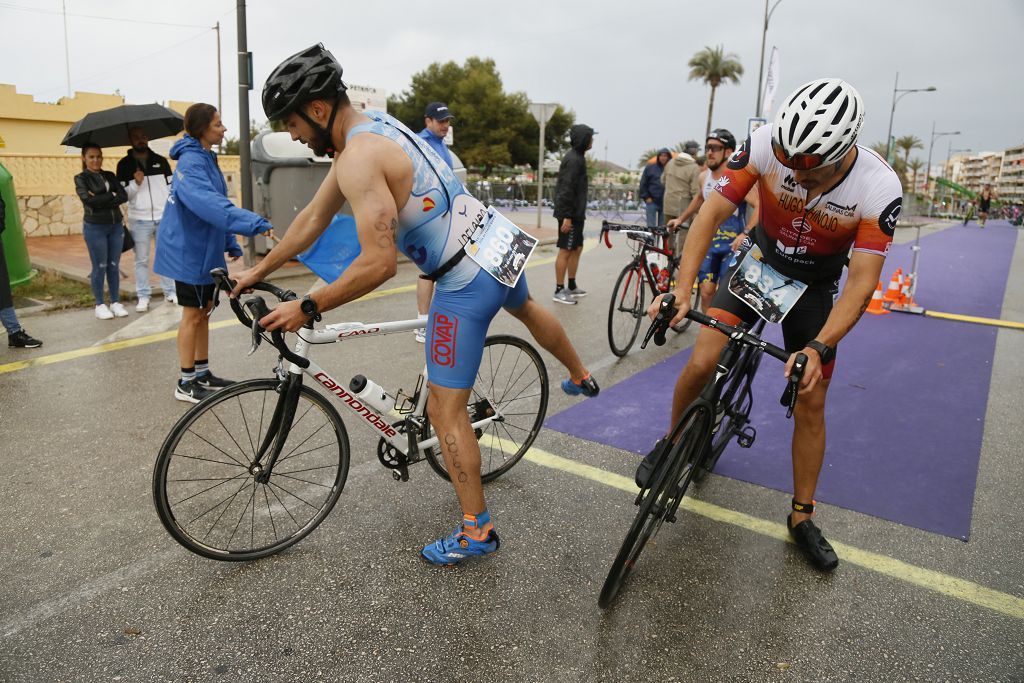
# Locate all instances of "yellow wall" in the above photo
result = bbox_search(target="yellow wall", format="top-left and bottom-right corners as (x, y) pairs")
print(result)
(0, 84), (192, 156)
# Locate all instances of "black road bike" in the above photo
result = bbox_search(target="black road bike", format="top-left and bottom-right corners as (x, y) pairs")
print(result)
(598, 294), (807, 608)
(601, 221), (701, 357)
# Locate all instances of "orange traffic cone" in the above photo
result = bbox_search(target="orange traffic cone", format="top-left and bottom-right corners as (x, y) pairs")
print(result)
(899, 273), (914, 305)
(866, 281), (891, 315)
(882, 268), (903, 303)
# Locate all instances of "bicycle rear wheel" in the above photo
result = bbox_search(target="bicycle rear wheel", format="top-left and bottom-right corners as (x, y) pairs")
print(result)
(153, 378), (350, 561)
(424, 335), (549, 483)
(599, 405), (712, 608)
(607, 263), (646, 356)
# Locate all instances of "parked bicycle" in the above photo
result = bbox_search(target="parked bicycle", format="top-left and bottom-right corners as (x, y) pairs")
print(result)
(152, 268), (549, 561)
(601, 221), (701, 356)
(598, 293), (807, 608)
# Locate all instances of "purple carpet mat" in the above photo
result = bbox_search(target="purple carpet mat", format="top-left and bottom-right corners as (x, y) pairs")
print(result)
(547, 222), (1019, 539)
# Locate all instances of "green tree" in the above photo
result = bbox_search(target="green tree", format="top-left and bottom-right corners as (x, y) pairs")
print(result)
(895, 135), (923, 167)
(907, 157), (924, 192)
(388, 57), (574, 174)
(688, 46), (744, 139)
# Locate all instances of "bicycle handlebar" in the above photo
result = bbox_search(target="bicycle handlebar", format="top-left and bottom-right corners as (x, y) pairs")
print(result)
(210, 268), (310, 369)
(601, 220), (670, 249)
(640, 293), (807, 418)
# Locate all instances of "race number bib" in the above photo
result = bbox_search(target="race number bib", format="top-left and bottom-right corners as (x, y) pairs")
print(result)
(465, 208), (537, 287)
(727, 244), (808, 323)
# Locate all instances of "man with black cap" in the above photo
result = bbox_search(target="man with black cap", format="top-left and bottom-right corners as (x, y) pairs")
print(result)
(418, 101), (454, 169)
(413, 102), (456, 340)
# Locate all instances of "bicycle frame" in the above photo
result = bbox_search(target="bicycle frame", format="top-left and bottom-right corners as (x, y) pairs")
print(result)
(618, 229), (679, 297)
(252, 316), (502, 480)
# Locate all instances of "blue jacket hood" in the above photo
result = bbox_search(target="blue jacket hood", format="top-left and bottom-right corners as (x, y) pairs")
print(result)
(170, 134), (205, 161)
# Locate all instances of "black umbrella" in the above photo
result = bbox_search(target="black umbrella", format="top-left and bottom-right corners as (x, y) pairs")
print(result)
(61, 103), (184, 148)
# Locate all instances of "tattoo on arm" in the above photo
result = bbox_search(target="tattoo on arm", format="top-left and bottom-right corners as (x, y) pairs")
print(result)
(375, 217), (397, 249)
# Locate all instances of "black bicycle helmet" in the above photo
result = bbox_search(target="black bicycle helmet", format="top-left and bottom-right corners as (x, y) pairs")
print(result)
(707, 128), (737, 151)
(262, 43), (347, 121)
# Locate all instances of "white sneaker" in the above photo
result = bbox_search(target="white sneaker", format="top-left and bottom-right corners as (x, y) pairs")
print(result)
(110, 301), (129, 317)
(95, 304), (114, 320)
(414, 328), (426, 344)
(136, 297), (150, 312)
(165, 293), (178, 305)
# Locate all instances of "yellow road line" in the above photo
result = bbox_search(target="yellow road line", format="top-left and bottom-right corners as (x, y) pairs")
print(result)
(522, 445), (1024, 621)
(0, 238), (598, 376)
(924, 310), (1024, 330)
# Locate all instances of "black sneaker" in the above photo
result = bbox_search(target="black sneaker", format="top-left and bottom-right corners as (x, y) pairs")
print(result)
(635, 438), (667, 488)
(196, 372), (235, 389)
(787, 514), (839, 571)
(175, 379), (212, 404)
(8, 330), (42, 348)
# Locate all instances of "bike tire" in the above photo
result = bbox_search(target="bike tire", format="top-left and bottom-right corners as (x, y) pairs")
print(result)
(599, 405), (712, 608)
(424, 335), (549, 483)
(607, 263), (646, 356)
(153, 378), (350, 561)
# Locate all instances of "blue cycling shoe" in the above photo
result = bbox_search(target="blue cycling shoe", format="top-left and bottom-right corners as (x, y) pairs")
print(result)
(561, 372), (600, 397)
(420, 512), (500, 566)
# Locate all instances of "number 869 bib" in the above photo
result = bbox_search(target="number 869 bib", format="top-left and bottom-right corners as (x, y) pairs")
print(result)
(465, 207), (538, 288)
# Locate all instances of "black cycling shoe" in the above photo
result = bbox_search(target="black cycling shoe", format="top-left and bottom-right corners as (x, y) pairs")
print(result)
(635, 438), (667, 488)
(787, 513), (839, 571)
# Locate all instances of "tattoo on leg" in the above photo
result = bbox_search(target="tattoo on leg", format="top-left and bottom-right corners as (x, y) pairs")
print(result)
(444, 433), (461, 473)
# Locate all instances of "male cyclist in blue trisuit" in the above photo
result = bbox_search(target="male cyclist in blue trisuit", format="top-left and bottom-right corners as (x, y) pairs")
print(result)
(232, 45), (599, 566)
(667, 129), (759, 311)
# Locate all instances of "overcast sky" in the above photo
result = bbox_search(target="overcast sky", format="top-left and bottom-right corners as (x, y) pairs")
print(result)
(2, 0), (1022, 168)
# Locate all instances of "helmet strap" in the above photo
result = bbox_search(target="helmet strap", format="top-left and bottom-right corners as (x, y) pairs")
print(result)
(296, 96), (341, 158)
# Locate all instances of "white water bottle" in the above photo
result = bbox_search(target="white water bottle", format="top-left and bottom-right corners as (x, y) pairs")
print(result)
(349, 375), (394, 414)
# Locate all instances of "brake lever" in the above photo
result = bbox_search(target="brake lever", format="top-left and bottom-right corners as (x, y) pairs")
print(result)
(641, 293), (677, 349)
(782, 352), (808, 418)
(243, 296), (271, 356)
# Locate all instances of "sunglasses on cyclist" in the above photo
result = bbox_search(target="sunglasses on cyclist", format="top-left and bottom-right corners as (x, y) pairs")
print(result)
(705, 143), (727, 153)
(771, 139), (826, 170)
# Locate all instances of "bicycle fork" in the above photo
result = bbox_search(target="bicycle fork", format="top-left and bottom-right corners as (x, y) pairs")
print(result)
(251, 372), (304, 484)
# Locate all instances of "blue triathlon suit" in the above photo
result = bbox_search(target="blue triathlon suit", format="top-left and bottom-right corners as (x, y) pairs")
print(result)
(346, 112), (529, 389)
(698, 171), (747, 285)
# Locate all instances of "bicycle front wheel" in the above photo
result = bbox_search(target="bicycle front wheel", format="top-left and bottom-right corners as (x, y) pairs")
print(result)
(599, 405), (712, 608)
(424, 335), (549, 483)
(608, 263), (646, 356)
(153, 378), (350, 561)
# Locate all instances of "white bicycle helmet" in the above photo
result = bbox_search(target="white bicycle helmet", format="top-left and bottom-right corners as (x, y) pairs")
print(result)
(772, 78), (864, 169)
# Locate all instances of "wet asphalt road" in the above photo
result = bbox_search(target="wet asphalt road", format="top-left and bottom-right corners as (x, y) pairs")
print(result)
(1, 224), (1022, 682)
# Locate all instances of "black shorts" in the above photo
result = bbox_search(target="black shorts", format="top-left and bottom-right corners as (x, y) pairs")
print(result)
(708, 254), (839, 377)
(556, 219), (585, 250)
(175, 281), (217, 308)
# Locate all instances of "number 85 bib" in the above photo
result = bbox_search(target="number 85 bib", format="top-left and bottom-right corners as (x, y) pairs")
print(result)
(465, 207), (538, 288)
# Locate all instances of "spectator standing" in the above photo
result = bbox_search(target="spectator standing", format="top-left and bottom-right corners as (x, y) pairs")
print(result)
(662, 140), (702, 253)
(116, 127), (176, 310)
(0, 194), (42, 348)
(552, 123), (595, 305)
(639, 148), (671, 227)
(413, 102), (455, 342)
(74, 143), (129, 320)
(154, 103), (274, 404)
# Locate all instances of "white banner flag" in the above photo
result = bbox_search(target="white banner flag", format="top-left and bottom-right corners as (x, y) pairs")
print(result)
(761, 46), (780, 118)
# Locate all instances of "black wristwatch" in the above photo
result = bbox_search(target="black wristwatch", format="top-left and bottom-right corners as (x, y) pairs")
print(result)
(805, 340), (835, 365)
(300, 294), (321, 322)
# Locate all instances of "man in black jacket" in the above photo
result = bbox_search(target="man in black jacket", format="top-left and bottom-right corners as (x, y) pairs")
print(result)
(0, 195), (42, 348)
(552, 123), (595, 305)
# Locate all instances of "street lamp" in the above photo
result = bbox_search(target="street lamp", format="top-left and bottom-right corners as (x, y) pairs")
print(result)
(755, 0), (783, 117)
(925, 122), (960, 216)
(884, 72), (936, 163)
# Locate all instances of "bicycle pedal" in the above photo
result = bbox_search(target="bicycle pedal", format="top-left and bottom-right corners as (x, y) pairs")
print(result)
(737, 425), (757, 448)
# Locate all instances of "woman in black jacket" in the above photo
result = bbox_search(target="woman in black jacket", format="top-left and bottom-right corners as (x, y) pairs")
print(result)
(74, 143), (129, 319)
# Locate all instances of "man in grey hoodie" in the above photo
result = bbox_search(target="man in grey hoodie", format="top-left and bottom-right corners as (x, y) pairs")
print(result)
(663, 140), (702, 254)
(551, 123), (595, 305)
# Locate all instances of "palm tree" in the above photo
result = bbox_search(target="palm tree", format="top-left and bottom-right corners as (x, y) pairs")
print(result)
(688, 46), (744, 139)
(907, 158), (924, 193)
(895, 135), (923, 167)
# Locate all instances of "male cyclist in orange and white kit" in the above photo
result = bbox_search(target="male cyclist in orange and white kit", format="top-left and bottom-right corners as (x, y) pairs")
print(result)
(643, 78), (903, 571)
